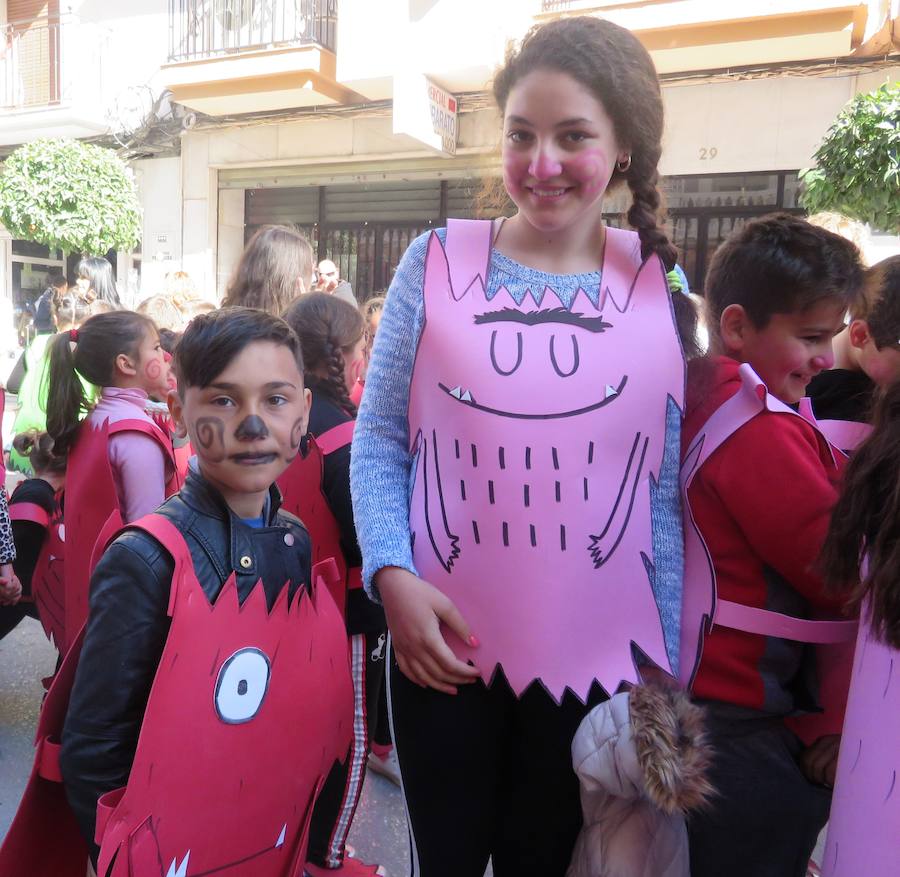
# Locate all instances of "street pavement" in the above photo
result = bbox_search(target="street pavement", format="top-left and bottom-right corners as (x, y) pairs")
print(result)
(0, 617), (414, 875)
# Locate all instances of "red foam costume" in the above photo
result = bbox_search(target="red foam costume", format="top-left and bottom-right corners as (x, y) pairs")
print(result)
(63, 417), (177, 655)
(276, 422), (361, 616)
(0, 516), (352, 877)
(8, 487), (66, 649)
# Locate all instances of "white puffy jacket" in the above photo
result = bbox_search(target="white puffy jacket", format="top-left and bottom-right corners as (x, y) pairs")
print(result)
(567, 685), (714, 877)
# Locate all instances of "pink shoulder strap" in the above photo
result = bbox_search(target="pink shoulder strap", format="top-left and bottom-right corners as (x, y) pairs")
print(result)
(445, 219), (493, 301)
(9, 502), (50, 528)
(128, 513), (193, 618)
(600, 226), (644, 297)
(316, 420), (355, 455)
(684, 363), (855, 645)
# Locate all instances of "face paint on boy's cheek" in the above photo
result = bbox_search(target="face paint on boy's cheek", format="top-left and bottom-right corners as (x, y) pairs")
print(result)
(193, 416), (227, 463)
(234, 415), (269, 441)
(285, 416), (309, 463)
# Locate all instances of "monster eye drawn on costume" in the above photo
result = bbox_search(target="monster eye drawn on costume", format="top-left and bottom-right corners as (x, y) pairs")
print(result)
(214, 647), (271, 724)
(474, 306), (612, 334)
(549, 334), (580, 378)
(490, 330), (523, 376)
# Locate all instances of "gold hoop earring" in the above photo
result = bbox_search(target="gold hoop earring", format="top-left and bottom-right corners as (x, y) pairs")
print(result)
(616, 155), (632, 173)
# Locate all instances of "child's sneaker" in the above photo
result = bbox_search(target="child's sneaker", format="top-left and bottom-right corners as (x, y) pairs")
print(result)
(305, 859), (386, 877)
(367, 748), (401, 786)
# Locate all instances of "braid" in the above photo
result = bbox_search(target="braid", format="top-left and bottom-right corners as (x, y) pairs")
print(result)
(324, 341), (357, 417)
(625, 155), (700, 358)
(625, 153), (677, 272)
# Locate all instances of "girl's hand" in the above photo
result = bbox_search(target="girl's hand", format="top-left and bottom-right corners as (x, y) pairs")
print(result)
(0, 566), (22, 606)
(801, 734), (841, 788)
(376, 566), (481, 695)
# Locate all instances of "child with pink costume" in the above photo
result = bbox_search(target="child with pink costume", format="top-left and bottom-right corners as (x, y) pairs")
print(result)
(351, 17), (698, 877)
(45, 311), (177, 653)
(818, 378), (900, 877)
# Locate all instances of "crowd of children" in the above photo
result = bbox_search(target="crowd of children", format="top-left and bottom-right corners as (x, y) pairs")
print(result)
(0, 13), (898, 877)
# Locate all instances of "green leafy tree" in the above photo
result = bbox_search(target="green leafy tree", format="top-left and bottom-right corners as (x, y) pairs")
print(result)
(0, 138), (142, 255)
(800, 83), (899, 233)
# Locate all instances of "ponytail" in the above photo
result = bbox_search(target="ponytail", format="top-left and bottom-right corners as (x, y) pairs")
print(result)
(46, 332), (89, 460)
(45, 311), (156, 459)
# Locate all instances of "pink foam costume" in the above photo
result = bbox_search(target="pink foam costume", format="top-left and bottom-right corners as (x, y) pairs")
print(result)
(406, 219), (685, 701)
(798, 397), (872, 453)
(822, 600), (899, 877)
(679, 364), (857, 740)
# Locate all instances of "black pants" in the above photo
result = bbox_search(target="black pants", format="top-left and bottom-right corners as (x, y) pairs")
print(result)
(0, 600), (39, 641)
(307, 628), (388, 868)
(687, 701), (832, 877)
(388, 644), (606, 877)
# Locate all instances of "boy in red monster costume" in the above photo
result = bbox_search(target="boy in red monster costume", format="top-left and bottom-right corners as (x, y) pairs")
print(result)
(55, 308), (353, 876)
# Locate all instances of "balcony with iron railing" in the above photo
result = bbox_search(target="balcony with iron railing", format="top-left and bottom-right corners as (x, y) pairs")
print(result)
(162, 0), (356, 116)
(168, 0), (337, 62)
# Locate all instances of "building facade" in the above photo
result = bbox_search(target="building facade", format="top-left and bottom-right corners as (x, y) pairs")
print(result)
(0, 0), (898, 327)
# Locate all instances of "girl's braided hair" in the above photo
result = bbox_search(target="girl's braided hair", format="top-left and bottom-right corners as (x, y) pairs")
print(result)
(283, 292), (365, 417)
(493, 16), (699, 356)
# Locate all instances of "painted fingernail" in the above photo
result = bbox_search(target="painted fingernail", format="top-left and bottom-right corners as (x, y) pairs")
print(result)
(468, 635), (480, 648)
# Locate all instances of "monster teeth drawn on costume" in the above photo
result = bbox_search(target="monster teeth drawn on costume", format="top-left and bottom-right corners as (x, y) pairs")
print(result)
(165, 851), (190, 877)
(275, 823), (287, 848)
(605, 384), (619, 400)
(449, 387), (476, 404)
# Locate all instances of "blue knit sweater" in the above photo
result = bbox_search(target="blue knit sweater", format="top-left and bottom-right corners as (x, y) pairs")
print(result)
(350, 228), (685, 668)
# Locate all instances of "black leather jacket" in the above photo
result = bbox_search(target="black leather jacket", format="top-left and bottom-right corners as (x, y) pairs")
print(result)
(60, 469), (312, 859)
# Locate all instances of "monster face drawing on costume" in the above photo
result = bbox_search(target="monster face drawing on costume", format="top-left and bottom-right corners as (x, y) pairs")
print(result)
(97, 547), (352, 877)
(407, 224), (684, 700)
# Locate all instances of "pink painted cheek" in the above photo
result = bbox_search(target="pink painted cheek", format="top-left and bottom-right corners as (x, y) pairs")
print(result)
(502, 152), (531, 196)
(566, 149), (612, 196)
(144, 358), (164, 383)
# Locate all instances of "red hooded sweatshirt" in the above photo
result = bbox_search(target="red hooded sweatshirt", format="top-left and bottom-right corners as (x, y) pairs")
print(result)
(683, 356), (845, 714)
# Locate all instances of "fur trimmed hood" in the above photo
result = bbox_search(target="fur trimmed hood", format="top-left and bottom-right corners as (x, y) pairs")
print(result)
(630, 683), (715, 814)
(567, 684), (715, 877)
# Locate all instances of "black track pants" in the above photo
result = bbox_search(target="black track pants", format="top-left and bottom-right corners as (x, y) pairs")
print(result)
(307, 629), (387, 868)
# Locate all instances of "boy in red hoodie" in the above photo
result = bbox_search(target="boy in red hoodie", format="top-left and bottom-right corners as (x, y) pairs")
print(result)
(682, 214), (864, 877)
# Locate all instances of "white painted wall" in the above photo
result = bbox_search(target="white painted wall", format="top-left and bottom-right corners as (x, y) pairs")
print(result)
(132, 155), (183, 297)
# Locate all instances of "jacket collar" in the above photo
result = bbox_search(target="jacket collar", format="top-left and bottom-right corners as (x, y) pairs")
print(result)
(178, 467), (284, 524)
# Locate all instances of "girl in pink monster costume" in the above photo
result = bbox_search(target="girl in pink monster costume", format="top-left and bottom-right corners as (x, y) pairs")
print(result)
(350, 17), (699, 877)
(819, 378), (900, 877)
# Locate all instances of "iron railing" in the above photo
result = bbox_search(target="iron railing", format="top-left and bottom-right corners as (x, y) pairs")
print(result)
(169, 0), (337, 61)
(0, 17), (63, 110)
